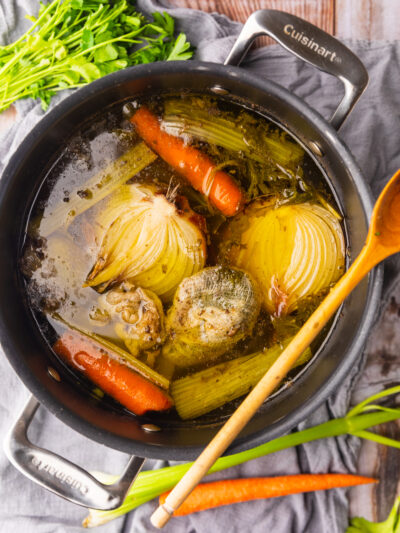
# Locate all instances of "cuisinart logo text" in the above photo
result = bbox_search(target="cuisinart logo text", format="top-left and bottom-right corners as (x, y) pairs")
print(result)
(31, 456), (89, 495)
(283, 24), (340, 62)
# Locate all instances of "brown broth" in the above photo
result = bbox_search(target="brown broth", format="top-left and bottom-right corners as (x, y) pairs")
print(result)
(21, 93), (344, 421)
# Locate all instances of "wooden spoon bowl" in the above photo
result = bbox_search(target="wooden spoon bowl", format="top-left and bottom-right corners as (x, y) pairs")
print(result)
(369, 170), (400, 256)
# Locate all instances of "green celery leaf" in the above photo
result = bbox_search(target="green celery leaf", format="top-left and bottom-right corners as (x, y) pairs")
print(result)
(81, 29), (94, 51)
(95, 22), (111, 36)
(346, 497), (400, 533)
(57, 81), (71, 88)
(129, 46), (160, 65)
(26, 34), (46, 51)
(50, 40), (68, 60)
(94, 30), (113, 45)
(36, 58), (50, 69)
(19, 58), (32, 67)
(94, 43), (119, 63)
(153, 11), (175, 35)
(124, 15), (142, 28)
(58, 69), (81, 85)
(28, 82), (40, 99)
(71, 0), (84, 8)
(39, 89), (56, 110)
(166, 33), (193, 61)
(98, 59), (128, 75)
(117, 45), (128, 58)
(70, 62), (101, 82)
(146, 24), (165, 35)
(55, 45), (67, 60)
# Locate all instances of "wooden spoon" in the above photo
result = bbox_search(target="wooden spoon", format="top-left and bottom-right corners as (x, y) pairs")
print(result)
(151, 169), (400, 528)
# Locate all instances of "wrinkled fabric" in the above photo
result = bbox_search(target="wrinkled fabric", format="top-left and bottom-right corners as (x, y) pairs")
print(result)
(1, 1), (400, 532)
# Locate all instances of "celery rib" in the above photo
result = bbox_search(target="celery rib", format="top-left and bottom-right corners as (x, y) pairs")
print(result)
(170, 342), (312, 420)
(50, 314), (169, 390)
(83, 388), (400, 527)
(162, 99), (304, 168)
(39, 142), (156, 237)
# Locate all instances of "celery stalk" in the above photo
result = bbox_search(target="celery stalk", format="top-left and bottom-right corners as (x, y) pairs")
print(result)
(40, 141), (157, 237)
(170, 342), (312, 420)
(162, 99), (304, 168)
(49, 314), (170, 390)
(83, 385), (400, 528)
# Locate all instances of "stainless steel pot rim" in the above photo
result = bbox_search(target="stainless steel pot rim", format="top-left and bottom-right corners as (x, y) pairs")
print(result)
(0, 60), (383, 460)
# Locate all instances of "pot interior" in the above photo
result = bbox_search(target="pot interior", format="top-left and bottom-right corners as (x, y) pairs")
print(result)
(0, 62), (379, 460)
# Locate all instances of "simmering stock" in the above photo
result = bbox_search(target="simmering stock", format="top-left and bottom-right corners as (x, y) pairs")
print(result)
(22, 94), (345, 422)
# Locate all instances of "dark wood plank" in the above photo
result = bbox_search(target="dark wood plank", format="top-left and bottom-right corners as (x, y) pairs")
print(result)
(349, 285), (400, 521)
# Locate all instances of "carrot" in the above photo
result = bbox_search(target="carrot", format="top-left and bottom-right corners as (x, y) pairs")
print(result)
(53, 330), (173, 415)
(130, 106), (243, 216)
(159, 474), (377, 516)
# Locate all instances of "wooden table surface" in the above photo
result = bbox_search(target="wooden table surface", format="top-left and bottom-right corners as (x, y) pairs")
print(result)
(170, 0), (400, 41)
(1, 0), (400, 527)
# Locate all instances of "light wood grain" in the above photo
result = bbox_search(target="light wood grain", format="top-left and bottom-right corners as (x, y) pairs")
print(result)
(336, 0), (400, 40)
(169, 0), (334, 45)
(350, 421), (400, 522)
(170, 0), (334, 31)
(349, 282), (400, 522)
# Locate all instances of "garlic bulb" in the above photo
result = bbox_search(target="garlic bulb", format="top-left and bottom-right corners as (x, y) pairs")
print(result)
(226, 200), (345, 316)
(86, 184), (206, 302)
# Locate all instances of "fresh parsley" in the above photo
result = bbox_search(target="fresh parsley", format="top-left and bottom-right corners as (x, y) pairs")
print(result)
(0, 0), (193, 112)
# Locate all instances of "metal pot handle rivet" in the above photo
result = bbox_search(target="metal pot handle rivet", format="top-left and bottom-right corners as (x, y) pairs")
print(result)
(3, 395), (145, 510)
(224, 10), (368, 130)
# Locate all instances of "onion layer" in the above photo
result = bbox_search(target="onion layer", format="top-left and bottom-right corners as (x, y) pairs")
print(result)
(226, 200), (345, 315)
(86, 184), (206, 302)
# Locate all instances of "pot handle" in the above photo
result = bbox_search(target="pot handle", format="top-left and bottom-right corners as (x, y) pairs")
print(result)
(224, 10), (368, 130)
(3, 395), (145, 510)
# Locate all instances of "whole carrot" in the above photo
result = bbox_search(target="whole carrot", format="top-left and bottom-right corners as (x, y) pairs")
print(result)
(54, 330), (173, 415)
(159, 474), (377, 516)
(130, 106), (243, 216)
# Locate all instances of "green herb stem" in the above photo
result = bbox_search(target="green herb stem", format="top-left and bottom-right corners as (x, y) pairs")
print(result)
(0, 0), (193, 112)
(84, 386), (400, 527)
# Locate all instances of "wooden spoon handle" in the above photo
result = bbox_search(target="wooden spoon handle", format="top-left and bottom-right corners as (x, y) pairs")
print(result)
(151, 244), (377, 528)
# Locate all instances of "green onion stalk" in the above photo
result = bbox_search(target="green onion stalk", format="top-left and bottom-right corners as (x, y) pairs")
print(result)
(84, 385), (400, 527)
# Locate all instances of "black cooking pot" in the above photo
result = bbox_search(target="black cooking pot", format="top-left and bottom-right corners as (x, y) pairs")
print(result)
(0, 10), (382, 511)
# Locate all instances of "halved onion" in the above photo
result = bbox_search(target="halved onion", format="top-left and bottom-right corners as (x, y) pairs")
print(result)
(86, 184), (206, 302)
(226, 200), (345, 315)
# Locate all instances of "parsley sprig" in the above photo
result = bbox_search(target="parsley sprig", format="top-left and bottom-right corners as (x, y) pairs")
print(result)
(0, 0), (193, 112)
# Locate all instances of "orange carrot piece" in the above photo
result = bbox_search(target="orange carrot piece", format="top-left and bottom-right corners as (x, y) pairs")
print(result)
(130, 106), (243, 216)
(159, 474), (377, 516)
(54, 330), (173, 415)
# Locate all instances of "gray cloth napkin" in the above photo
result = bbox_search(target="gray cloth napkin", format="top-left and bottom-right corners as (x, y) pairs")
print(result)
(1, 1), (400, 532)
